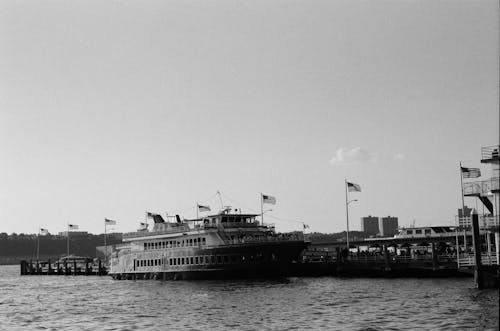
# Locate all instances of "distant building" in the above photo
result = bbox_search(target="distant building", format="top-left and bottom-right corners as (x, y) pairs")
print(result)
(105, 232), (123, 241)
(361, 216), (380, 236)
(379, 216), (398, 237)
(57, 231), (89, 238)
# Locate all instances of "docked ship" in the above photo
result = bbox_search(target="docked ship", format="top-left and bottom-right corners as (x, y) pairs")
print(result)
(109, 207), (309, 280)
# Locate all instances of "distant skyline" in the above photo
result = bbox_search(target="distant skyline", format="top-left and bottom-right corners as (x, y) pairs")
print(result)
(1, 0), (498, 235)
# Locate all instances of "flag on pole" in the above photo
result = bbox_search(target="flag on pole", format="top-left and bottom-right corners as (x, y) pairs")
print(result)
(104, 218), (117, 225)
(68, 224), (79, 230)
(198, 204), (211, 212)
(262, 194), (276, 205)
(39, 228), (49, 235)
(303, 223), (310, 230)
(347, 182), (361, 192)
(461, 167), (481, 178)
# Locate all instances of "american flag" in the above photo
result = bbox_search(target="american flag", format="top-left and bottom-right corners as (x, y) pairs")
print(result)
(262, 194), (276, 205)
(104, 218), (117, 225)
(68, 224), (79, 230)
(198, 204), (211, 212)
(347, 182), (361, 192)
(461, 167), (481, 178)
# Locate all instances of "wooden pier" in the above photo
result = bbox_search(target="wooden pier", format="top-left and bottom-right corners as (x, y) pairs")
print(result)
(20, 256), (107, 276)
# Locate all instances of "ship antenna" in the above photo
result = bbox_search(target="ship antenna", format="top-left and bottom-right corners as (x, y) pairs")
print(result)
(217, 190), (224, 211)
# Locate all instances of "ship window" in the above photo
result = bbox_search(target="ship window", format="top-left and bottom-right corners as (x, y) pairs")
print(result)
(223, 256), (229, 263)
(190, 257), (194, 264)
(182, 258), (185, 265)
(195, 257), (199, 264)
(202, 238), (206, 245)
(189, 239), (192, 246)
(425, 229), (432, 234)
(406, 230), (413, 235)
(205, 256), (210, 264)
(415, 230), (422, 234)
(144, 243), (147, 250)
(211, 256), (215, 264)
(186, 257), (189, 265)
(217, 256), (222, 264)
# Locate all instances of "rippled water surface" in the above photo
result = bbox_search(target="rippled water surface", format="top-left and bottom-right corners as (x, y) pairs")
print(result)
(0, 265), (498, 330)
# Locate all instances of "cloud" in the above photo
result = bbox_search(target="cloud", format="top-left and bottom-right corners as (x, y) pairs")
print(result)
(330, 147), (376, 166)
(393, 153), (405, 161)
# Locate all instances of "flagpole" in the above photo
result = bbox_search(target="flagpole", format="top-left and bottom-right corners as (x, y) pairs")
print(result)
(460, 162), (466, 217)
(104, 220), (107, 266)
(260, 192), (264, 226)
(67, 223), (69, 257)
(196, 202), (199, 220)
(36, 228), (40, 261)
(345, 179), (350, 249)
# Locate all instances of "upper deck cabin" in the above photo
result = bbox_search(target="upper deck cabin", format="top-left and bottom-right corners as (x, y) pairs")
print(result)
(192, 208), (264, 230)
(122, 208), (269, 241)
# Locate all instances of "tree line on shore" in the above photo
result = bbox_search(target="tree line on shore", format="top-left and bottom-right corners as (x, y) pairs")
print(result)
(0, 230), (370, 260)
(0, 232), (122, 263)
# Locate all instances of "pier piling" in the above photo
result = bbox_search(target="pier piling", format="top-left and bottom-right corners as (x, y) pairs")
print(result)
(471, 211), (484, 289)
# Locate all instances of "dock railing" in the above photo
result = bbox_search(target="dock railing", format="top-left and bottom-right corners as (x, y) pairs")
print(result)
(458, 254), (498, 267)
(347, 254), (458, 264)
(458, 215), (499, 229)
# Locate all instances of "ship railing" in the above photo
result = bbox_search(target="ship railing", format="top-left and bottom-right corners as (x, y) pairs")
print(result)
(219, 221), (262, 228)
(481, 145), (499, 161)
(463, 177), (499, 196)
(123, 228), (189, 239)
(197, 222), (273, 230)
(224, 233), (305, 245)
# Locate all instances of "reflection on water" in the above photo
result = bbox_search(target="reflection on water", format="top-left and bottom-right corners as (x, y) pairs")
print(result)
(0, 265), (498, 330)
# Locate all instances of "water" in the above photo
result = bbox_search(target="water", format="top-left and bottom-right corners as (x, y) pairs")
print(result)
(0, 265), (498, 330)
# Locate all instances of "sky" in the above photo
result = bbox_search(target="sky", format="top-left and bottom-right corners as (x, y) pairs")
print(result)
(0, 0), (498, 235)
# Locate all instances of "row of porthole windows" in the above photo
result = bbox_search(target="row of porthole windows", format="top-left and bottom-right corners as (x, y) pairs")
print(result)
(135, 254), (274, 268)
(144, 237), (207, 250)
